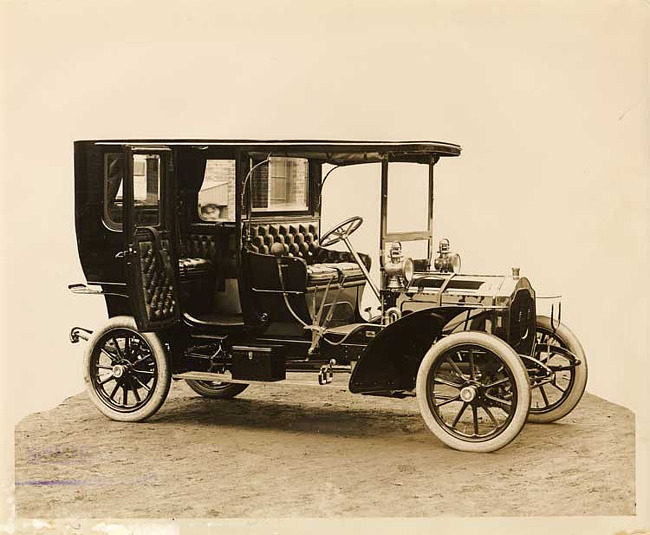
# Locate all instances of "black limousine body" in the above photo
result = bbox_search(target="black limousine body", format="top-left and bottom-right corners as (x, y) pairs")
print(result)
(69, 139), (587, 452)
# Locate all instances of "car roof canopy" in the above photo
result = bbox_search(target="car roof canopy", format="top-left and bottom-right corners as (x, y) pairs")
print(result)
(89, 139), (462, 165)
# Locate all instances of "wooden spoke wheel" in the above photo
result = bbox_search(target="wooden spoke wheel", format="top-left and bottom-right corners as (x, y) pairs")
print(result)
(83, 316), (171, 422)
(416, 331), (531, 452)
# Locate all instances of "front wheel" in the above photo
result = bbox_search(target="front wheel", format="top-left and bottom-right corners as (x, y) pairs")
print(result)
(527, 315), (588, 423)
(83, 316), (171, 422)
(185, 380), (249, 399)
(416, 331), (531, 453)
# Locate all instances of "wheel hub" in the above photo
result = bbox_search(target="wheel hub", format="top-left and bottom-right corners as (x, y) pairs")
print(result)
(112, 364), (127, 378)
(460, 385), (478, 403)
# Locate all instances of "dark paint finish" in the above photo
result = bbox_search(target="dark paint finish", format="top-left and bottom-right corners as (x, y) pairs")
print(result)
(72, 139), (537, 395)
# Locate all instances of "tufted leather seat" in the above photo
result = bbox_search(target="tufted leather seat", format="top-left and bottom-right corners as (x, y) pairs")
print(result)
(245, 221), (370, 286)
(137, 239), (177, 322)
(247, 223), (320, 263)
(178, 257), (212, 280)
(180, 234), (218, 262)
(306, 262), (365, 287)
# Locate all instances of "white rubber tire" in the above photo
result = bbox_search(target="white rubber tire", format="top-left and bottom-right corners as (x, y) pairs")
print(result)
(83, 316), (171, 422)
(416, 331), (531, 453)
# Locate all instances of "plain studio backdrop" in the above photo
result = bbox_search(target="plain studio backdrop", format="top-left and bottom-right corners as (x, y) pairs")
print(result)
(1, 0), (647, 441)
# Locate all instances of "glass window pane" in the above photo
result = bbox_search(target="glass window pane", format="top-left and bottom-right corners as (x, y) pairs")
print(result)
(104, 153), (124, 228)
(252, 157), (309, 212)
(387, 163), (429, 233)
(199, 160), (236, 222)
(103, 153), (161, 229)
(133, 154), (160, 227)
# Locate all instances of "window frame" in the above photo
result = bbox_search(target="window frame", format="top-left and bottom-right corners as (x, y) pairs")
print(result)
(102, 151), (163, 232)
(250, 157), (311, 216)
(197, 158), (237, 223)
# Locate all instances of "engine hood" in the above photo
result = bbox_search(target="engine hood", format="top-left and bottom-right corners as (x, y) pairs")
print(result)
(398, 272), (535, 310)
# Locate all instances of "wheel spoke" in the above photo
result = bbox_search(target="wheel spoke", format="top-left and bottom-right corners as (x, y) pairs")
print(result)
(109, 382), (120, 401)
(445, 356), (466, 381)
(112, 336), (125, 360)
(468, 349), (476, 380)
(122, 385), (128, 406)
(132, 374), (152, 392)
(471, 404), (479, 435)
(549, 381), (567, 394)
(452, 402), (469, 427)
(100, 348), (118, 363)
(435, 394), (461, 407)
(434, 377), (463, 389)
(132, 369), (154, 376)
(539, 385), (550, 407)
(484, 377), (509, 389)
(481, 405), (500, 428)
(96, 365), (113, 370)
(98, 374), (116, 385)
(485, 393), (511, 407)
(130, 380), (142, 403)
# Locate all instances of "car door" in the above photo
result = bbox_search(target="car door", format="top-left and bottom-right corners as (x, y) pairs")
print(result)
(123, 145), (180, 331)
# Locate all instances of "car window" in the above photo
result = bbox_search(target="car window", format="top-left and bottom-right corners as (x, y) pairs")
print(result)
(104, 153), (161, 230)
(198, 160), (236, 222)
(252, 157), (309, 213)
(387, 163), (429, 233)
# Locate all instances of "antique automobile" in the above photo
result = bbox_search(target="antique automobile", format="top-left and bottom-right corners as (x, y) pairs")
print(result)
(69, 139), (588, 453)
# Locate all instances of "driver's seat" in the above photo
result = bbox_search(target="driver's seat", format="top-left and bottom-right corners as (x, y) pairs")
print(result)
(243, 221), (371, 325)
(246, 222), (371, 280)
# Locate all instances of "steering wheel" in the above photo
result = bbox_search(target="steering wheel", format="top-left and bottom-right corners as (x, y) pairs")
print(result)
(319, 216), (363, 248)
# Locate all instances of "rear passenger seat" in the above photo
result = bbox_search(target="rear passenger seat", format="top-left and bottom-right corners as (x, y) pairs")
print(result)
(178, 257), (212, 280)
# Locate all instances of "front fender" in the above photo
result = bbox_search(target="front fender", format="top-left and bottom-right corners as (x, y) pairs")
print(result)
(349, 307), (464, 394)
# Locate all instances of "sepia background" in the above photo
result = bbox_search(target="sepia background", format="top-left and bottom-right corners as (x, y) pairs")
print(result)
(1, 0), (648, 531)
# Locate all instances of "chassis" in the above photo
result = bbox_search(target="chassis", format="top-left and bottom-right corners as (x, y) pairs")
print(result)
(69, 139), (587, 452)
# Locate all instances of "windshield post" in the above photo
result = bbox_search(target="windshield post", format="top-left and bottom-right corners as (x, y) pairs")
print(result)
(427, 157), (435, 262)
(379, 156), (389, 290)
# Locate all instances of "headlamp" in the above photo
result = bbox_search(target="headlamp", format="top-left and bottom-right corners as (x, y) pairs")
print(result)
(384, 242), (414, 289)
(433, 238), (461, 273)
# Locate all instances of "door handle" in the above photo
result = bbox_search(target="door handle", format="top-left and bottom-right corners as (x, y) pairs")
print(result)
(115, 246), (136, 259)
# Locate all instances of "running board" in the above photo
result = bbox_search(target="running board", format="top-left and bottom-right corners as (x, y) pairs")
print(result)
(173, 370), (348, 389)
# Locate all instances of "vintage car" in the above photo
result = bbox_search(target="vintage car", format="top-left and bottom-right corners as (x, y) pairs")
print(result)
(69, 139), (587, 452)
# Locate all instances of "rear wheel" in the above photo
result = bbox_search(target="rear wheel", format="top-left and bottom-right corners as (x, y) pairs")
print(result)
(185, 380), (249, 399)
(416, 331), (531, 453)
(83, 316), (171, 422)
(527, 315), (588, 423)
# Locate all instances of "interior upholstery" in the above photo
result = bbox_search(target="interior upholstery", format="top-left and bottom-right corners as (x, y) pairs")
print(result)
(244, 221), (370, 287)
(180, 233), (218, 262)
(137, 238), (177, 323)
(247, 222), (320, 261)
(306, 262), (365, 286)
(178, 257), (212, 279)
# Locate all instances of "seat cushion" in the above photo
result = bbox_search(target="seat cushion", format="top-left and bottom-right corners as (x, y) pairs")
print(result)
(178, 257), (212, 279)
(306, 262), (366, 287)
(306, 264), (339, 285)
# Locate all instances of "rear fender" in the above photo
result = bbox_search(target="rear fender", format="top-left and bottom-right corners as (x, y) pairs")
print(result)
(349, 307), (466, 394)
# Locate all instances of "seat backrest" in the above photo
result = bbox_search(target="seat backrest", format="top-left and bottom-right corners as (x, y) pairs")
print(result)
(246, 221), (320, 264)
